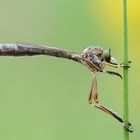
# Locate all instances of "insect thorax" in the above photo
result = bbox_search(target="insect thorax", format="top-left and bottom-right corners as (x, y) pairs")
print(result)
(82, 46), (104, 71)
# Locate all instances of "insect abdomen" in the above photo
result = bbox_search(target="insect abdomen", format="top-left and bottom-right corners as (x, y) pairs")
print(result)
(0, 44), (44, 56)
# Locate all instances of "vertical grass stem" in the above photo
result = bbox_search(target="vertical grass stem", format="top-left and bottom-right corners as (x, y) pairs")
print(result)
(123, 0), (129, 140)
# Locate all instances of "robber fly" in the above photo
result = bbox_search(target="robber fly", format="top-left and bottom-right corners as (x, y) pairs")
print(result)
(0, 43), (133, 132)
(82, 46), (133, 132)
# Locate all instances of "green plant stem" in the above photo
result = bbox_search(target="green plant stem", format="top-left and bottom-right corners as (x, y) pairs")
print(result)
(123, 0), (129, 140)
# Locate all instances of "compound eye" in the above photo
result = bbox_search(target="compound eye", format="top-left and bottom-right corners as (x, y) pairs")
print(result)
(103, 49), (111, 63)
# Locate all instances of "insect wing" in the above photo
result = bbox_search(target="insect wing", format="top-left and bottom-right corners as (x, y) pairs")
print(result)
(83, 57), (102, 72)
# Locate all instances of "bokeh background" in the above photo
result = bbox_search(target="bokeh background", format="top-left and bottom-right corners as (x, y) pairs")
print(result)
(0, 0), (139, 140)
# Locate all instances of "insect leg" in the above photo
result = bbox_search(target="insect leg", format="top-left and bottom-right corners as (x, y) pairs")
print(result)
(88, 72), (99, 104)
(88, 73), (133, 132)
(105, 62), (122, 68)
(94, 104), (133, 132)
(106, 61), (131, 69)
(105, 71), (123, 79)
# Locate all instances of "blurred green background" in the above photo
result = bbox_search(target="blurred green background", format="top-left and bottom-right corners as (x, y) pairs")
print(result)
(0, 0), (139, 140)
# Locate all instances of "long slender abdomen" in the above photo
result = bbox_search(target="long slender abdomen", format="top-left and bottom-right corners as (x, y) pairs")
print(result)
(0, 44), (44, 56)
(0, 43), (82, 63)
